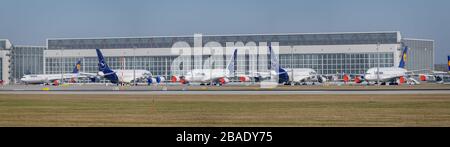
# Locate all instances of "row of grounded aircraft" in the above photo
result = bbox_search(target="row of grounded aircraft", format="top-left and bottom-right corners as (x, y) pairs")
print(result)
(171, 46), (450, 85)
(21, 49), (165, 85)
(171, 45), (448, 85)
(20, 47), (449, 85)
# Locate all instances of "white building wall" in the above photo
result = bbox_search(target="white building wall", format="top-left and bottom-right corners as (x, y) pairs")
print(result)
(0, 50), (11, 84)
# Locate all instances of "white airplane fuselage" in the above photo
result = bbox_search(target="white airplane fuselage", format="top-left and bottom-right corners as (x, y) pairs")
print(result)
(100, 69), (152, 83)
(285, 68), (319, 82)
(20, 74), (81, 84)
(183, 69), (231, 84)
(364, 67), (407, 83)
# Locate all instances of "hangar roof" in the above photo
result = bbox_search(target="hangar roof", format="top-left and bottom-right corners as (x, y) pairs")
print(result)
(47, 31), (401, 50)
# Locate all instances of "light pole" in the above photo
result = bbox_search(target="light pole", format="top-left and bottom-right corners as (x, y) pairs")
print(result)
(291, 45), (294, 85)
(60, 47), (64, 84)
(268, 45), (272, 82)
(376, 42), (380, 86)
(209, 50), (212, 86)
(133, 46), (136, 86)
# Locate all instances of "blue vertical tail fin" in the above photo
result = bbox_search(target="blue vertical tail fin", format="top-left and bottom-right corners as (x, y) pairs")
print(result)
(96, 49), (119, 84)
(96, 49), (114, 74)
(399, 46), (408, 68)
(72, 60), (82, 73)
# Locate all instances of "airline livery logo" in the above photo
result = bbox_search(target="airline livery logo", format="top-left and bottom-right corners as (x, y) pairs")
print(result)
(403, 53), (407, 62)
(76, 64), (81, 70)
(448, 56), (450, 71)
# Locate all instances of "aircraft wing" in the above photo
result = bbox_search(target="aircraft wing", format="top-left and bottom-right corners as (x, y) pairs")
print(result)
(406, 69), (433, 75)
(78, 72), (98, 77)
(45, 74), (89, 83)
(406, 69), (448, 76)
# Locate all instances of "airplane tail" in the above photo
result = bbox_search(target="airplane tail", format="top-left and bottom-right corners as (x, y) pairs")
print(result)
(96, 49), (119, 83)
(399, 46), (408, 68)
(269, 45), (289, 83)
(96, 49), (115, 74)
(72, 60), (82, 74)
(448, 55), (450, 71)
(268, 46), (279, 73)
(226, 49), (238, 75)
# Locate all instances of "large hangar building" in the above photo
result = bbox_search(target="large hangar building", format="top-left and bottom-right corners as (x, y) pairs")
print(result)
(2, 31), (435, 84)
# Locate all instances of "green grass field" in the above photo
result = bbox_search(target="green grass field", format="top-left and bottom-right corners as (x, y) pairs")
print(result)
(1, 94), (450, 127)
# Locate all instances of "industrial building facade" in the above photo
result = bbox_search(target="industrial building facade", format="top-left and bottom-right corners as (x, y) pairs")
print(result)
(0, 39), (13, 84)
(10, 46), (45, 83)
(402, 38), (435, 72)
(0, 31), (436, 84)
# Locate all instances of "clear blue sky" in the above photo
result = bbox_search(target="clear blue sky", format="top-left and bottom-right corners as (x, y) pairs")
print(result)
(0, 0), (449, 63)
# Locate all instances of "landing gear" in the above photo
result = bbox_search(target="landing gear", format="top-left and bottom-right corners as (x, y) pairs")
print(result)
(130, 80), (138, 86)
(284, 81), (292, 86)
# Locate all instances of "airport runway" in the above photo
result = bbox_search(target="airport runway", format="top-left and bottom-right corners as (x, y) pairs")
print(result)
(1, 90), (450, 95)
(1, 84), (450, 95)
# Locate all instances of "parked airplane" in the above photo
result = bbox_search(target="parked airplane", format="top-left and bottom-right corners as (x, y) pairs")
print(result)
(253, 46), (326, 85)
(438, 57), (450, 84)
(20, 60), (85, 85)
(95, 49), (163, 85)
(234, 46), (327, 85)
(417, 56), (450, 83)
(171, 49), (238, 85)
(284, 68), (328, 85)
(364, 46), (419, 85)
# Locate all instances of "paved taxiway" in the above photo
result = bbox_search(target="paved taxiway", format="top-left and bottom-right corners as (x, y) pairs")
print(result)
(1, 90), (450, 95)
(1, 84), (449, 95)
